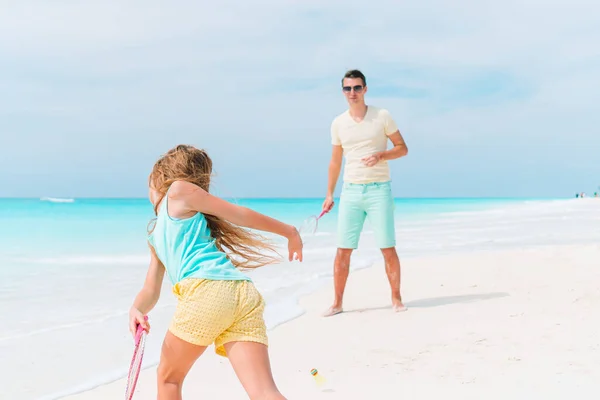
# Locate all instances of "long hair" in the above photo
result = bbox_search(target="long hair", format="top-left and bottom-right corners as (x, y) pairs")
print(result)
(148, 144), (282, 270)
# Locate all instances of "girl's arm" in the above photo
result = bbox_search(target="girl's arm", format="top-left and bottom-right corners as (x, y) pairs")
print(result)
(131, 244), (165, 315)
(169, 180), (298, 240)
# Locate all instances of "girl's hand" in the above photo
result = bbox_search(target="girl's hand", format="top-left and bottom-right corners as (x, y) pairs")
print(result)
(128, 307), (150, 338)
(287, 227), (303, 262)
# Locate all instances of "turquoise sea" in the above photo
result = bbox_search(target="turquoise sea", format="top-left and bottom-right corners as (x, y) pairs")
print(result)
(0, 196), (536, 259)
(2, 195), (598, 400)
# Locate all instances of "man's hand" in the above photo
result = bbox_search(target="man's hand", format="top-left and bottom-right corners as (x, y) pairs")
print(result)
(361, 152), (384, 167)
(362, 131), (408, 167)
(322, 195), (335, 213)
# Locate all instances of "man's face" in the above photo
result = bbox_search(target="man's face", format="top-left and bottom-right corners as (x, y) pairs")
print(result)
(342, 77), (366, 104)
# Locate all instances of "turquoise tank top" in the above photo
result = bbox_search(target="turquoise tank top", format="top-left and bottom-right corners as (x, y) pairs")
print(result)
(147, 194), (251, 285)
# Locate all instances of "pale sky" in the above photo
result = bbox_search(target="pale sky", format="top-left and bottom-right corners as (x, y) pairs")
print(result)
(1, 0), (598, 198)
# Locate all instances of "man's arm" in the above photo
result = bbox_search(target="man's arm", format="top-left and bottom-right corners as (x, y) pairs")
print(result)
(380, 130), (408, 161)
(327, 145), (343, 197)
(361, 130), (408, 167)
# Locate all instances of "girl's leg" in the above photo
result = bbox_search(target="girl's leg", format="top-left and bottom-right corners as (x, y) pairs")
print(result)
(224, 341), (286, 400)
(157, 331), (208, 400)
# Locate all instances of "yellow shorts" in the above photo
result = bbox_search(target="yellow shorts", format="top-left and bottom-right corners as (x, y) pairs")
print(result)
(169, 278), (268, 357)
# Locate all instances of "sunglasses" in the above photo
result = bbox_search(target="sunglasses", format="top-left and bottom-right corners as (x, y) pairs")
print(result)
(342, 85), (364, 93)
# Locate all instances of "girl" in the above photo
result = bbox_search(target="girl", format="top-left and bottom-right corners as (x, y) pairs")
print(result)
(129, 144), (303, 400)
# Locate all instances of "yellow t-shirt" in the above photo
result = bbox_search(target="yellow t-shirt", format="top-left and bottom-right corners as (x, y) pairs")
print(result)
(331, 106), (399, 184)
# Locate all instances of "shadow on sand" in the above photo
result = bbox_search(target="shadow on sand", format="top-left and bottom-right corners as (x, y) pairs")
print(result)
(342, 292), (509, 314)
(406, 292), (509, 308)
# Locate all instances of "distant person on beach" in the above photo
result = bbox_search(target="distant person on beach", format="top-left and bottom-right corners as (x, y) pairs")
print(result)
(129, 145), (303, 399)
(322, 69), (409, 316)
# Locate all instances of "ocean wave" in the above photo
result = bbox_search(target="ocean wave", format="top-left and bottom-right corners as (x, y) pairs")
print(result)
(13, 254), (149, 265)
(40, 197), (75, 203)
(0, 304), (177, 343)
(37, 368), (135, 400)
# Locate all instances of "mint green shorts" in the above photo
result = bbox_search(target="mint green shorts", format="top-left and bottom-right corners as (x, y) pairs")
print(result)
(337, 181), (396, 249)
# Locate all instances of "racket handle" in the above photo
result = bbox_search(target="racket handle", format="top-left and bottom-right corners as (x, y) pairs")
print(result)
(135, 315), (149, 341)
(137, 315), (149, 330)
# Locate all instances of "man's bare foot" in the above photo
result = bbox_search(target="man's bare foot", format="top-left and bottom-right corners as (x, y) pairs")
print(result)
(323, 305), (343, 317)
(393, 298), (407, 312)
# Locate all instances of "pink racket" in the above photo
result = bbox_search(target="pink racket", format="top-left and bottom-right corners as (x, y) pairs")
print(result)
(125, 316), (148, 400)
(298, 209), (327, 242)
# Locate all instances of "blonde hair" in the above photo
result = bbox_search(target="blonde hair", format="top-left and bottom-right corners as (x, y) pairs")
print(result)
(148, 144), (281, 270)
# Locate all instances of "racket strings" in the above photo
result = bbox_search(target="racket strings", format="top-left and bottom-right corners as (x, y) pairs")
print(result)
(298, 216), (320, 245)
(125, 332), (147, 399)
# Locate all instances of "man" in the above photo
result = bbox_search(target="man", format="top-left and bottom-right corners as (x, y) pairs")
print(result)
(322, 69), (408, 317)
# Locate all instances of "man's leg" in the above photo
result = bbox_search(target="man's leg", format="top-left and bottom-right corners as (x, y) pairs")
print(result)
(381, 247), (406, 311)
(324, 184), (365, 317)
(365, 182), (406, 312)
(324, 248), (353, 316)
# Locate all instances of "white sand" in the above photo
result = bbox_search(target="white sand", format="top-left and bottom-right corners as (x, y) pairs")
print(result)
(65, 244), (600, 399)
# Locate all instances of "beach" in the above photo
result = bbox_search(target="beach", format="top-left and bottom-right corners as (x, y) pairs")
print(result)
(1, 197), (599, 399)
(64, 243), (600, 399)
(4, 2), (599, 397)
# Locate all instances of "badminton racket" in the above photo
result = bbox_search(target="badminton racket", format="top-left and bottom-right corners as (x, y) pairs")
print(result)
(125, 316), (148, 400)
(298, 209), (327, 243)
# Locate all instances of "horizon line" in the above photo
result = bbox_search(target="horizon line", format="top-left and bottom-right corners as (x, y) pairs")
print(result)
(0, 195), (567, 201)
